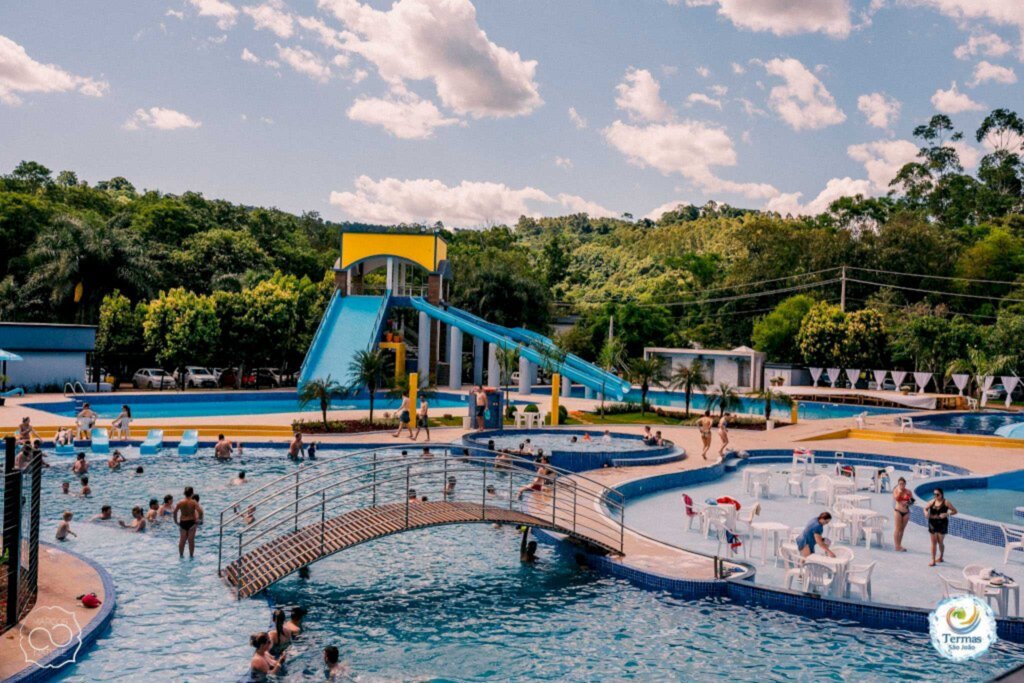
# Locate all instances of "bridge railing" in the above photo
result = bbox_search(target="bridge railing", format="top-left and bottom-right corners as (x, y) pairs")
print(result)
(217, 445), (625, 587)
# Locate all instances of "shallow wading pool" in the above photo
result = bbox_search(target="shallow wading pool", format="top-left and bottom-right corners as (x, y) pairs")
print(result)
(8, 447), (1023, 681)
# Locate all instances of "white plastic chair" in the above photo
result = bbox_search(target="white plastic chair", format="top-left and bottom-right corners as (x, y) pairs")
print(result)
(715, 526), (747, 559)
(899, 416), (914, 433)
(681, 494), (705, 532)
(828, 512), (853, 543)
(853, 466), (875, 491)
(806, 475), (830, 505)
(939, 573), (970, 598)
(786, 469), (804, 497)
(846, 562), (876, 601)
(737, 502), (761, 532)
(780, 544), (805, 589)
(750, 472), (771, 499)
(963, 564), (1002, 612)
(853, 411), (867, 429)
(860, 513), (887, 550)
(513, 407), (529, 429)
(802, 562), (835, 594)
(1000, 524), (1024, 565)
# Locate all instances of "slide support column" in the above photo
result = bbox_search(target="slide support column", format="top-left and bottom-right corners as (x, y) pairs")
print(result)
(448, 327), (463, 390)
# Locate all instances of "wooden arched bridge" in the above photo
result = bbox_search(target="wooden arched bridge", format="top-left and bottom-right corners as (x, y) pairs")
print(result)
(218, 446), (626, 598)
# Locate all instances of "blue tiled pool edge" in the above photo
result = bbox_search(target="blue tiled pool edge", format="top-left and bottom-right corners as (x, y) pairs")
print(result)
(540, 450), (1024, 644)
(911, 470), (1024, 547)
(461, 428), (679, 472)
(6, 542), (117, 683)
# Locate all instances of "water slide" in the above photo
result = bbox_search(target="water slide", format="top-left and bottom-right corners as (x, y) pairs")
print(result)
(299, 292), (390, 387)
(443, 305), (630, 397)
(410, 298), (629, 399)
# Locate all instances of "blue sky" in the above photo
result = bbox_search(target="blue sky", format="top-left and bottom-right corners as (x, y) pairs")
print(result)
(1, 0), (1023, 226)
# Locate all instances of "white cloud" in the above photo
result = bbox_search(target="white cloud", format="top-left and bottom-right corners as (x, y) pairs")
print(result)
(645, 199), (690, 220)
(930, 81), (984, 113)
(683, 0), (852, 37)
(847, 139), (919, 191)
(603, 119), (778, 199)
(319, 0), (541, 118)
(123, 106), (202, 131)
(765, 177), (873, 216)
(737, 97), (767, 117)
(731, 62), (746, 74)
(554, 156), (573, 169)
(243, 0), (294, 38)
(662, 65), (679, 76)
(0, 35), (109, 106)
(764, 57), (846, 131)
(905, 1), (1024, 36)
(296, 15), (345, 50)
(968, 60), (1017, 86)
(615, 67), (674, 123)
(687, 92), (722, 109)
(275, 43), (331, 82)
(329, 175), (614, 226)
(950, 140), (981, 169)
(857, 92), (901, 129)
(953, 31), (1012, 59)
(241, 47), (262, 63)
(166, 9), (186, 19)
(709, 84), (729, 96)
(346, 91), (460, 139)
(568, 106), (587, 129)
(188, 0), (239, 29)
(695, 65), (711, 78)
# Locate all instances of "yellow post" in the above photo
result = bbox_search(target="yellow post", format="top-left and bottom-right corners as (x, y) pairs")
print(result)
(379, 342), (406, 382)
(551, 373), (561, 426)
(791, 400), (799, 424)
(408, 372), (418, 416)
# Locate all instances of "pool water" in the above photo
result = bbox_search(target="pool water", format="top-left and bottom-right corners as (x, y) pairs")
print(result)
(944, 488), (1024, 525)
(486, 433), (649, 453)
(12, 449), (1023, 681)
(913, 411), (1020, 436)
(25, 392), (470, 420)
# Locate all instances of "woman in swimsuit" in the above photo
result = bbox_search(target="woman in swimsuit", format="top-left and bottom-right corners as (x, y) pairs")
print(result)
(892, 476), (913, 552)
(697, 411), (713, 460)
(112, 405), (131, 439)
(173, 486), (202, 558)
(119, 506), (146, 532)
(249, 632), (285, 681)
(717, 413), (731, 458)
(267, 609), (292, 660)
(925, 488), (957, 567)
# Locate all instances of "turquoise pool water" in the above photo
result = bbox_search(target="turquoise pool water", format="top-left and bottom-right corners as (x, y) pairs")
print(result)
(12, 448), (1023, 681)
(913, 411), (1020, 436)
(945, 488), (1024, 525)
(25, 391), (471, 420)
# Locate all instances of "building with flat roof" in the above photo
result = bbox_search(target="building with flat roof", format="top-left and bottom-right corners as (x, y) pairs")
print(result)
(0, 322), (96, 392)
(643, 345), (767, 392)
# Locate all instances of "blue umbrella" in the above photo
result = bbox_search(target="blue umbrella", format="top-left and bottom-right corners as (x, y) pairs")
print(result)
(0, 349), (23, 392)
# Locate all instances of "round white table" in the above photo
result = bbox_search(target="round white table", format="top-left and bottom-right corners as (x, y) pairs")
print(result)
(969, 577), (1021, 618)
(742, 467), (769, 494)
(843, 507), (881, 546)
(835, 493), (872, 509)
(805, 552), (852, 596)
(751, 521), (790, 565)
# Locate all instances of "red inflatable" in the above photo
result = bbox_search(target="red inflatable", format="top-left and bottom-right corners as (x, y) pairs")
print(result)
(716, 496), (742, 511)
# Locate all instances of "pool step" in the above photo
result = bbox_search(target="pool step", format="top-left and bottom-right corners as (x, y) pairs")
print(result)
(610, 449), (686, 468)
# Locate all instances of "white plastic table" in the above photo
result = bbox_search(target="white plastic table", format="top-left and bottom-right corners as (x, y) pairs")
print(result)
(742, 467), (769, 494)
(827, 478), (856, 506)
(835, 494), (872, 509)
(970, 577), (1021, 618)
(844, 507), (880, 546)
(805, 552), (851, 596)
(751, 521), (790, 565)
(793, 451), (815, 473)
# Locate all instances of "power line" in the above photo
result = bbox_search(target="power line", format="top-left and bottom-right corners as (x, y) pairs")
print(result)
(847, 266), (1023, 287)
(845, 277), (1024, 304)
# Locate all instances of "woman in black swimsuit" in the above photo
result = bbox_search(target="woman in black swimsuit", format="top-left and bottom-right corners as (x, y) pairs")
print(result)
(925, 488), (957, 567)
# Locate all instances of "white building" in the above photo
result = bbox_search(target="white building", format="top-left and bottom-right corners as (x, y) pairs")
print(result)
(643, 345), (767, 392)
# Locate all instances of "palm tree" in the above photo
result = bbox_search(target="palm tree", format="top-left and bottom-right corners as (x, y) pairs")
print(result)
(625, 356), (664, 416)
(754, 386), (793, 422)
(496, 345), (521, 418)
(596, 337), (624, 418)
(298, 376), (346, 429)
(946, 349), (1016, 408)
(667, 360), (709, 418)
(348, 349), (388, 422)
(711, 381), (740, 417)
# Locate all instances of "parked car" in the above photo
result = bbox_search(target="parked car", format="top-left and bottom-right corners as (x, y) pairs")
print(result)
(183, 366), (218, 388)
(132, 368), (173, 389)
(257, 368), (285, 386)
(218, 368), (240, 388)
(243, 368), (281, 388)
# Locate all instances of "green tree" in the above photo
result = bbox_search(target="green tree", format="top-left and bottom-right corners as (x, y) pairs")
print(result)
(751, 294), (816, 363)
(711, 381), (740, 417)
(754, 386), (793, 422)
(797, 302), (847, 367)
(625, 356), (664, 415)
(496, 345), (521, 418)
(298, 376), (346, 429)
(143, 288), (219, 375)
(348, 349), (388, 422)
(667, 359), (709, 417)
(841, 308), (887, 367)
(596, 336), (624, 417)
(95, 291), (146, 377)
(171, 228), (272, 293)
(946, 348), (1016, 407)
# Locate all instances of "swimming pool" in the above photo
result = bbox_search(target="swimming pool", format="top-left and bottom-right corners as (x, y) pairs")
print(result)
(557, 386), (904, 420)
(13, 448), (1023, 681)
(24, 391), (471, 419)
(945, 488), (1024, 525)
(912, 411), (1021, 436)
(485, 432), (648, 453)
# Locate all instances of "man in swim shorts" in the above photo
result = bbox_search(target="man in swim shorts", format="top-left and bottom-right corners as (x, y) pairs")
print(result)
(173, 486), (203, 558)
(475, 386), (487, 430)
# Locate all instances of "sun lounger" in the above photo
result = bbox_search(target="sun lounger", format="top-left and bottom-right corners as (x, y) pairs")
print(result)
(140, 429), (164, 455)
(90, 427), (110, 454)
(177, 429), (199, 456)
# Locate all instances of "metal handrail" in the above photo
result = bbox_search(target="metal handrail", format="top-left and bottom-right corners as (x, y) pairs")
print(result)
(218, 445), (627, 580)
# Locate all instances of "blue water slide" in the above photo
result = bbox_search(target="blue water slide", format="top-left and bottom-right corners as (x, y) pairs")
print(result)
(298, 292), (391, 388)
(410, 298), (628, 399)
(441, 305), (630, 396)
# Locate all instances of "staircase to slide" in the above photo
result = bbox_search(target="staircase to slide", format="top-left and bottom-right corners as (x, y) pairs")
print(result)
(298, 292), (390, 387)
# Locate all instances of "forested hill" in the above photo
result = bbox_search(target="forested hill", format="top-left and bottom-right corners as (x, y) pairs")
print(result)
(2, 111), (1023, 377)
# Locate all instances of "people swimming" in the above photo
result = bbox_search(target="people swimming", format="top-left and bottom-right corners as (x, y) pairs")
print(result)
(231, 470), (248, 486)
(72, 452), (88, 475)
(214, 434), (233, 460)
(107, 450), (126, 470)
(80, 476), (92, 496)
(92, 505), (113, 522)
(119, 506), (146, 532)
(145, 498), (160, 524)
(267, 609), (293, 660)
(249, 631), (286, 679)
(288, 432), (305, 460)
(158, 495), (174, 517)
(56, 510), (77, 541)
(323, 645), (347, 679)
(283, 607), (306, 638)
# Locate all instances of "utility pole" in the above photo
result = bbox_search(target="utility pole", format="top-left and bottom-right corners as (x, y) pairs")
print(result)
(840, 266), (847, 312)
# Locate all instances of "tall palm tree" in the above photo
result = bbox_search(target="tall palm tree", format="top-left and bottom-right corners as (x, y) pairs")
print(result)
(754, 386), (792, 422)
(667, 360), (709, 418)
(597, 337), (624, 418)
(298, 375), (346, 429)
(711, 381), (740, 417)
(625, 356), (664, 416)
(946, 349), (1016, 408)
(348, 349), (388, 422)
